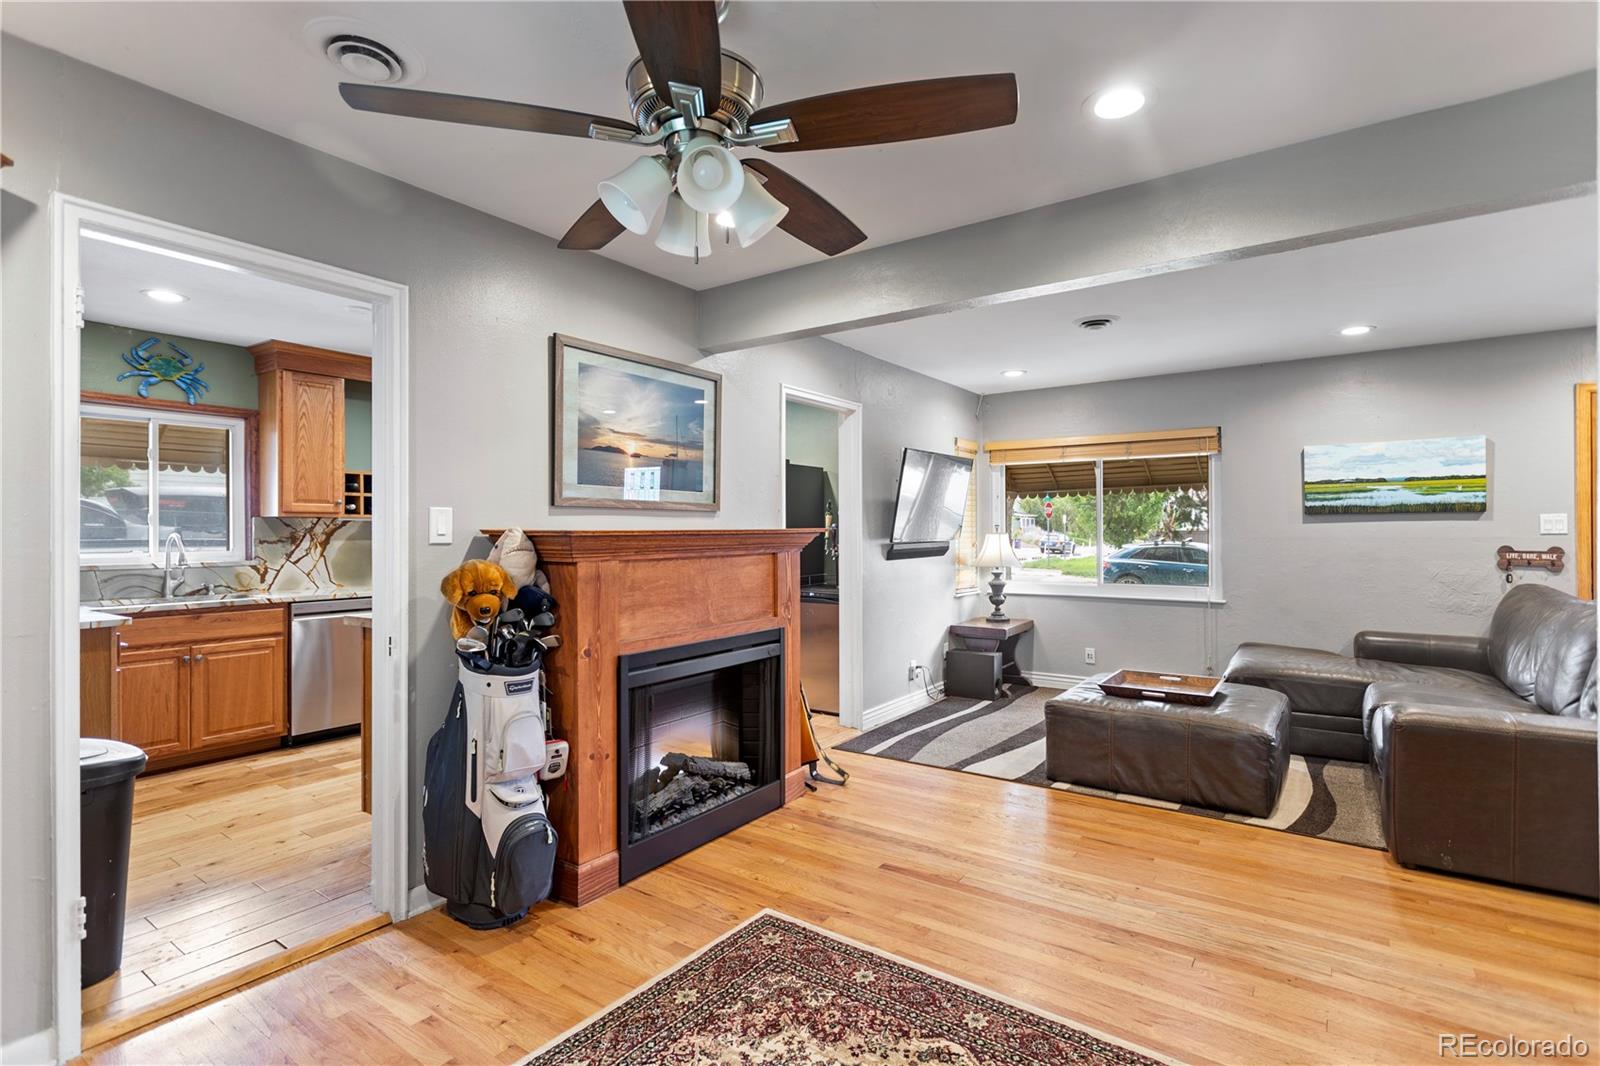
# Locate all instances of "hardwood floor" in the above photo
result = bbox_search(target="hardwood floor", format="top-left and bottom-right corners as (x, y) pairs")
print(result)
(84, 723), (1597, 1065)
(83, 736), (384, 1048)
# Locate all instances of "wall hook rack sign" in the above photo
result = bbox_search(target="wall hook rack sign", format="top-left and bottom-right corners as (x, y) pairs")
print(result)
(1496, 545), (1565, 575)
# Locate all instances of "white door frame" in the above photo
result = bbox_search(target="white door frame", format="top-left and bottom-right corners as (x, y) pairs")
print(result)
(778, 385), (865, 729)
(48, 194), (411, 1062)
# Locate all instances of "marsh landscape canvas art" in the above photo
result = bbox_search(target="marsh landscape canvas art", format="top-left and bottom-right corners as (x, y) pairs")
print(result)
(552, 336), (720, 510)
(1303, 435), (1487, 514)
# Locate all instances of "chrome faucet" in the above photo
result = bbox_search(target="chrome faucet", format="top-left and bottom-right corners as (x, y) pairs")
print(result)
(162, 531), (191, 598)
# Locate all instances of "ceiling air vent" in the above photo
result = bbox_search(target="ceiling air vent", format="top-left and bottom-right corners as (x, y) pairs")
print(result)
(1075, 315), (1119, 331)
(326, 35), (405, 84)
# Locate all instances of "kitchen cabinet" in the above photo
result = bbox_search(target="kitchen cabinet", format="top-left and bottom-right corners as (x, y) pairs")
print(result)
(113, 605), (289, 770)
(117, 646), (190, 761)
(251, 340), (371, 518)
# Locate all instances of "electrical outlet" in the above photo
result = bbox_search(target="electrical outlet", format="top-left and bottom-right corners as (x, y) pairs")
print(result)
(1084, 647), (1097, 666)
(908, 660), (919, 681)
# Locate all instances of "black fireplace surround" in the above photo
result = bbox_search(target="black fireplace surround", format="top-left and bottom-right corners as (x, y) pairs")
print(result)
(617, 628), (785, 883)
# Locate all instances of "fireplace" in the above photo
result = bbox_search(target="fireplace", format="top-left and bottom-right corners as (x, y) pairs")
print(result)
(617, 629), (785, 882)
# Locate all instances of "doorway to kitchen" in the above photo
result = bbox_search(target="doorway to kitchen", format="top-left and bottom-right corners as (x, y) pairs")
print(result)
(50, 195), (410, 1059)
(780, 386), (864, 729)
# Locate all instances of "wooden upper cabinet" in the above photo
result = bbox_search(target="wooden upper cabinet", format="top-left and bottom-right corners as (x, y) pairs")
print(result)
(251, 340), (369, 517)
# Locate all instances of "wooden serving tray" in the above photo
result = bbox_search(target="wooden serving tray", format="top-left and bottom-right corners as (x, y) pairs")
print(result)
(1097, 669), (1223, 705)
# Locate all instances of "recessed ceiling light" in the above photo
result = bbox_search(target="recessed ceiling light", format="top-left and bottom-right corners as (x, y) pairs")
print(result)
(1339, 324), (1376, 337)
(143, 288), (187, 304)
(1001, 369), (1027, 378)
(602, 408), (618, 415)
(1089, 86), (1147, 120)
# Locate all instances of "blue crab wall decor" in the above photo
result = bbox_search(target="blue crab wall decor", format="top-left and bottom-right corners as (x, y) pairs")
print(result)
(116, 337), (211, 404)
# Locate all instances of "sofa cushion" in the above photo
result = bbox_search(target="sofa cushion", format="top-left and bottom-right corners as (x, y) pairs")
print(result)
(1224, 643), (1509, 719)
(1486, 584), (1598, 715)
(1362, 679), (1537, 740)
(1581, 659), (1598, 720)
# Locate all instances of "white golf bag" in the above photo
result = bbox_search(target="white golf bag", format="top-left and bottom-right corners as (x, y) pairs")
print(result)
(422, 659), (558, 928)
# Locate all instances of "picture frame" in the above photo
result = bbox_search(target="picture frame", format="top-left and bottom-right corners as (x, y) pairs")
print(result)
(551, 334), (722, 511)
(1302, 435), (1487, 515)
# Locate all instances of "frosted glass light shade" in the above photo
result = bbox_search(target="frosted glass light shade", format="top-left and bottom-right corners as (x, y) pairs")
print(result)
(675, 136), (745, 214)
(654, 193), (711, 258)
(597, 156), (671, 234)
(728, 170), (789, 248)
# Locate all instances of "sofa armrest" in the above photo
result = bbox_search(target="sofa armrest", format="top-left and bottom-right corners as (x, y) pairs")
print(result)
(1373, 706), (1597, 897)
(1353, 630), (1492, 675)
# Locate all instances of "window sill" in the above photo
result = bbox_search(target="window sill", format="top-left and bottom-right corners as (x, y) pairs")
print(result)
(1005, 583), (1226, 606)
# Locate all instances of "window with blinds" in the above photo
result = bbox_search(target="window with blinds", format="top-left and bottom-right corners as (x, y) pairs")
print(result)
(987, 427), (1219, 598)
(81, 403), (247, 565)
(953, 437), (980, 593)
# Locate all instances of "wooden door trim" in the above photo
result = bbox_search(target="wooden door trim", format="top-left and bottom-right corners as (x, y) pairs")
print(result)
(1577, 382), (1596, 600)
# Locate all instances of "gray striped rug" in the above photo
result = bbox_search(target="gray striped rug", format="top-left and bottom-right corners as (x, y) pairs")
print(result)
(839, 685), (1384, 849)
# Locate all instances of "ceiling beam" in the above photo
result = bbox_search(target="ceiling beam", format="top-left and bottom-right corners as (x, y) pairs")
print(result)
(696, 73), (1595, 354)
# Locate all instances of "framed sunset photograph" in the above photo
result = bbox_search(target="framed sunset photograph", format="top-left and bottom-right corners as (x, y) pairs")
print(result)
(551, 334), (721, 511)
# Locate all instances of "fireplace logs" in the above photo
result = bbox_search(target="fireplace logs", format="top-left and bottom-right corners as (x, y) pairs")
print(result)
(639, 753), (758, 833)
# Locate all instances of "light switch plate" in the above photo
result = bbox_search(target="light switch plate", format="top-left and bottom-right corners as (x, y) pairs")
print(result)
(1540, 513), (1569, 535)
(428, 506), (453, 545)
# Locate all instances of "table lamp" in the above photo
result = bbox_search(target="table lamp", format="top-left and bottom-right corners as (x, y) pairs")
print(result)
(974, 532), (1023, 622)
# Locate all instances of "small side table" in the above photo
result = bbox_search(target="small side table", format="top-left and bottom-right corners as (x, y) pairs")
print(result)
(948, 616), (1034, 694)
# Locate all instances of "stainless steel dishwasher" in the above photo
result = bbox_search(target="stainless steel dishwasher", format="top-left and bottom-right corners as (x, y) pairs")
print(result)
(289, 597), (372, 740)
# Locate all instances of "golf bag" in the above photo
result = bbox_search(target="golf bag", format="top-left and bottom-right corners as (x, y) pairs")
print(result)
(422, 658), (558, 928)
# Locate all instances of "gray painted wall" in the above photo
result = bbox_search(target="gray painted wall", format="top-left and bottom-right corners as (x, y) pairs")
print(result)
(0, 36), (976, 1045)
(704, 338), (980, 707)
(979, 330), (1594, 680)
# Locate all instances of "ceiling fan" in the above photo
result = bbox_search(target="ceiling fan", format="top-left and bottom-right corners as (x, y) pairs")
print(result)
(338, 0), (1018, 261)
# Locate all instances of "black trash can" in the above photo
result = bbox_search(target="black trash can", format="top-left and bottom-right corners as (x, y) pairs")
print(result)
(80, 738), (147, 988)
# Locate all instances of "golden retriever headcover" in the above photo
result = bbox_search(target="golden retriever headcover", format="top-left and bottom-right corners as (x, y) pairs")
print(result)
(440, 559), (516, 640)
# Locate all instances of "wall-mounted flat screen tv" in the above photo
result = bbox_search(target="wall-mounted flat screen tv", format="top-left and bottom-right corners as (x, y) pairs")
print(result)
(888, 448), (974, 558)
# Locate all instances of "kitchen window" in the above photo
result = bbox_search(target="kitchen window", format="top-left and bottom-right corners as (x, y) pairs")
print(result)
(80, 402), (248, 566)
(986, 427), (1220, 601)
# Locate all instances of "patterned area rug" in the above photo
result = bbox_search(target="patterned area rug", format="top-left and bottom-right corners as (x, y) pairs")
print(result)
(838, 685), (1384, 849)
(522, 911), (1175, 1065)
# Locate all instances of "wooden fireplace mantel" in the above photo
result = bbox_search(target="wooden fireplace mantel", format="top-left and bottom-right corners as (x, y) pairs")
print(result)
(484, 528), (822, 905)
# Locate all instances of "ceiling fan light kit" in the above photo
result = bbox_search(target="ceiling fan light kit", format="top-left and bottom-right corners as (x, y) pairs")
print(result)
(338, 0), (1019, 261)
(727, 172), (789, 247)
(655, 192), (712, 258)
(598, 154), (673, 234)
(674, 134), (745, 214)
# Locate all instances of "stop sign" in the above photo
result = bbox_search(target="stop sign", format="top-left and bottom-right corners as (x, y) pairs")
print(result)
(1044, 501), (1054, 518)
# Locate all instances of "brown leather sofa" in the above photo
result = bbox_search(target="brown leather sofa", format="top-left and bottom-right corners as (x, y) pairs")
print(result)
(1224, 584), (1598, 897)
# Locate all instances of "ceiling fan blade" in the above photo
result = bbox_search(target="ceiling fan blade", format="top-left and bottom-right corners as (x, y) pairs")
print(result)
(557, 200), (628, 250)
(622, 0), (722, 102)
(743, 160), (866, 256)
(750, 73), (1018, 152)
(340, 83), (637, 140)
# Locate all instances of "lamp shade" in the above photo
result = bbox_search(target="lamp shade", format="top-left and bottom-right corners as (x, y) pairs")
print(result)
(675, 135), (745, 214)
(654, 193), (711, 258)
(974, 532), (1022, 570)
(727, 168), (789, 248)
(597, 155), (671, 235)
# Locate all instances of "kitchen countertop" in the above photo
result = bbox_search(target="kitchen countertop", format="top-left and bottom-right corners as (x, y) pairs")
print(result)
(79, 606), (132, 630)
(88, 587), (372, 616)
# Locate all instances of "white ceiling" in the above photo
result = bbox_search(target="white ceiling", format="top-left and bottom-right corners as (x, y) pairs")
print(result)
(7, 2), (1594, 290)
(830, 196), (1599, 394)
(82, 233), (375, 353)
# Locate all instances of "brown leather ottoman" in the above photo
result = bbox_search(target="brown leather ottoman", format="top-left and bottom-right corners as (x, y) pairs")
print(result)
(1045, 674), (1291, 817)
